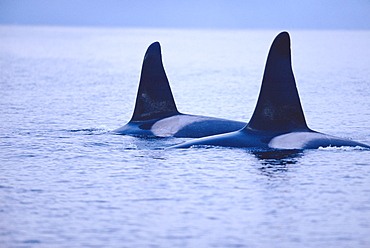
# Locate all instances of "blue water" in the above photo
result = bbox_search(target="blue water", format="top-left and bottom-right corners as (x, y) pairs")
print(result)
(1, 26), (370, 248)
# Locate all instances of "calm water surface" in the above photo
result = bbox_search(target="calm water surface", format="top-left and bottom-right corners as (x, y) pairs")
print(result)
(1, 26), (370, 248)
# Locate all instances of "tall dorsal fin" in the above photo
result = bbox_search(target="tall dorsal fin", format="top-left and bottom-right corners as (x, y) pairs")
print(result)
(130, 42), (180, 122)
(246, 32), (309, 133)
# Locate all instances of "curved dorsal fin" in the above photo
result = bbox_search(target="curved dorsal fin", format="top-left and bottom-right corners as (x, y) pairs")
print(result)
(246, 32), (309, 133)
(130, 42), (180, 122)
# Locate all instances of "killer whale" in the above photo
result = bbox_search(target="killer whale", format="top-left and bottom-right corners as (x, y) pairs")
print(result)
(170, 32), (370, 149)
(113, 42), (246, 138)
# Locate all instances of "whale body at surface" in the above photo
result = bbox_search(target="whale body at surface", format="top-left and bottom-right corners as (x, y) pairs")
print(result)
(113, 42), (246, 138)
(170, 32), (370, 149)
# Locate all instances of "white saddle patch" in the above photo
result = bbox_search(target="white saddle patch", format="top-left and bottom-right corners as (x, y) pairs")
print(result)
(268, 132), (330, 149)
(151, 115), (210, 137)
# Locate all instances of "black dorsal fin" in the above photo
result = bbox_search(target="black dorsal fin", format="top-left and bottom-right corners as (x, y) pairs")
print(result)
(246, 32), (309, 133)
(130, 42), (180, 122)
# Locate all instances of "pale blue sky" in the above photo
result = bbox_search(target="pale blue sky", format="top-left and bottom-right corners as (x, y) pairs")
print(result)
(0, 0), (369, 29)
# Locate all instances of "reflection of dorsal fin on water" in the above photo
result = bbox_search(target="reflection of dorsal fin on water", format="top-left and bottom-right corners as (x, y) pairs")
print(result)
(130, 42), (180, 122)
(246, 32), (309, 133)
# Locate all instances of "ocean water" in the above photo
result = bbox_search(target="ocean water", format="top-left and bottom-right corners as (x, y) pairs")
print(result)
(1, 25), (370, 248)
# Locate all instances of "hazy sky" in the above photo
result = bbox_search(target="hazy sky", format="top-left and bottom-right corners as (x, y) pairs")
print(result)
(0, 0), (369, 29)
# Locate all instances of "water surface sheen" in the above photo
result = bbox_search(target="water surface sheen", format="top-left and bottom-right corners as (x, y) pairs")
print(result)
(1, 26), (370, 248)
